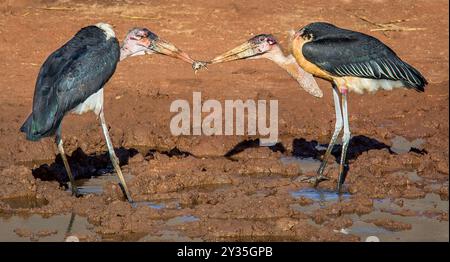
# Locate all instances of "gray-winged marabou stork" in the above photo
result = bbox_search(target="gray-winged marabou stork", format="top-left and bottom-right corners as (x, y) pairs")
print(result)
(209, 22), (427, 192)
(20, 23), (201, 202)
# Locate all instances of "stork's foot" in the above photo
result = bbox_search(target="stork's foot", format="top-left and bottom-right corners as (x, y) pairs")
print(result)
(118, 182), (134, 203)
(68, 183), (80, 197)
(297, 174), (329, 187)
(192, 61), (208, 73)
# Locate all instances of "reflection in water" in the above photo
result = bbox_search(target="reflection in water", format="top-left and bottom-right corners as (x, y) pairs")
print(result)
(280, 156), (324, 174)
(291, 188), (351, 202)
(131, 201), (166, 210)
(166, 215), (199, 226)
(0, 213), (96, 242)
(390, 136), (426, 155)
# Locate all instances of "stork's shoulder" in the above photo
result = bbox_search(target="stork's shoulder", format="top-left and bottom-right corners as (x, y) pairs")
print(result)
(37, 25), (119, 81)
(308, 31), (392, 56)
(70, 25), (119, 49)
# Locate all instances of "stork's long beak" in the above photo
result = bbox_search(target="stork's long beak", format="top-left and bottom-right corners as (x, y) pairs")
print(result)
(150, 38), (195, 64)
(210, 41), (260, 64)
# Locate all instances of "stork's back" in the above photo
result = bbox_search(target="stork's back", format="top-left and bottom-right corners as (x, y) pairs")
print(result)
(21, 25), (120, 141)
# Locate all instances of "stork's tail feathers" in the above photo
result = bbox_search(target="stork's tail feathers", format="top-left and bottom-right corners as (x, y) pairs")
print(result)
(398, 61), (428, 92)
(20, 114), (41, 141)
(20, 114), (56, 141)
(20, 115), (37, 141)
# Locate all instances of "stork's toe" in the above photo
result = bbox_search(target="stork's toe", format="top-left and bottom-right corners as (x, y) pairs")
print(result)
(297, 175), (329, 185)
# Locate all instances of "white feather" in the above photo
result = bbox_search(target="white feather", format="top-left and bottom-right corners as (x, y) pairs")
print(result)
(71, 89), (104, 115)
(95, 23), (115, 40)
(343, 77), (404, 94)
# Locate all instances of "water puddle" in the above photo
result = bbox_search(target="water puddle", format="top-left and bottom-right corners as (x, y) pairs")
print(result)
(280, 156), (323, 174)
(349, 210), (448, 241)
(289, 188), (448, 242)
(290, 188), (351, 214)
(374, 193), (448, 216)
(291, 188), (351, 202)
(347, 194), (449, 241)
(132, 201), (166, 210)
(0, 213), (97, 242)
(391, 170), (423, 183)
(349, 220), (392, 236)
(66, 173), (134, 196)
(74, 173), (117, 195)
(166, 215), (199, 226)
(390, 136), (425, 154)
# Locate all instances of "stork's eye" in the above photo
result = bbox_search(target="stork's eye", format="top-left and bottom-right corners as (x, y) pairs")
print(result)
(130, 35), (143, 41)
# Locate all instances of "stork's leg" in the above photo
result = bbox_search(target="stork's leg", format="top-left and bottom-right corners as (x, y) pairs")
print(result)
(55, 127), (78, 196)
(99, 110), (133, 203)
(300, 85), (343, 185)
(337, 92), (351, 192)
(317, 85), (343, 178)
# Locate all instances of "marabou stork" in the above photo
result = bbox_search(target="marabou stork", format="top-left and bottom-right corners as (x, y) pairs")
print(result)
(209, 22), (427, 192)
(20, 23), (201, 202)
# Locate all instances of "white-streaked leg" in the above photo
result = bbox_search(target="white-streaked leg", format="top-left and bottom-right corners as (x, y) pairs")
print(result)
(55, 127), (78, 196)
(338, 92), (351, 192)
(99, 110), (133, 202)
(300, 84), (343, 185)
(317, 85), (343, 176)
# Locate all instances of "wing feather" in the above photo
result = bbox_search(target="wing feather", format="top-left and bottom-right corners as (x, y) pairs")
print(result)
(301, 25), (427, 91)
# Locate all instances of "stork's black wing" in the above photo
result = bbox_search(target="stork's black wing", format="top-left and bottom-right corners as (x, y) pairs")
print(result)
(20, 26), (120, 141)
(302, 23), (427, 91)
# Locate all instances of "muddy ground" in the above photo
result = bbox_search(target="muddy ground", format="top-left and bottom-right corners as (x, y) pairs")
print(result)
(0, 0), (448, 242)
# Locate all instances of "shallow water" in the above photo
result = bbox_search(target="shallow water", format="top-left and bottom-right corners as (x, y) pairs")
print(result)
(132, 201), (166, 210)
(166, 215), (199, 226)
(291, 188), (351, 202)
(349, 211), (448, 242)
(74, 173), (117, 195)
(288, 186), (448, 242)
(280, 156), (324, 174)
(350, 194), (448, 242)
(390, 136), (425, 154)
(0, 213), (96, 242)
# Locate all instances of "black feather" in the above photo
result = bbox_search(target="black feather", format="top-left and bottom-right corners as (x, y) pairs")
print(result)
(301, 22), (427, 91)
(20, 25), (120, 141)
